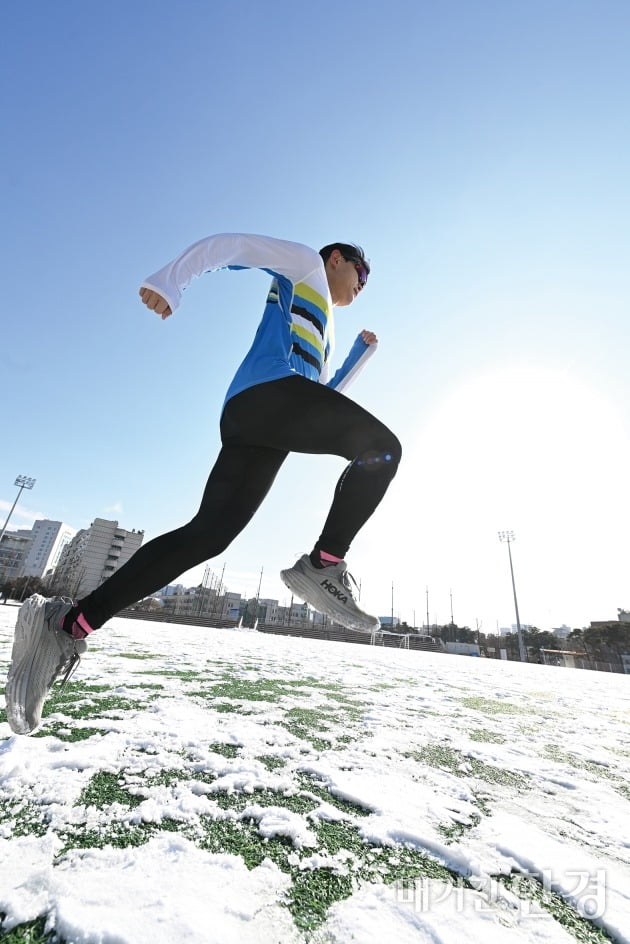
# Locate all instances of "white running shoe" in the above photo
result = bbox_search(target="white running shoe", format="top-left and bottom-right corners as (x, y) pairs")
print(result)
(5, 595), (87, 735)
(280, 554), (380, 634)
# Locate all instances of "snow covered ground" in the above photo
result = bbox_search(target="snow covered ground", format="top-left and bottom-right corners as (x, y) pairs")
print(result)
(1, 605), (629, 943)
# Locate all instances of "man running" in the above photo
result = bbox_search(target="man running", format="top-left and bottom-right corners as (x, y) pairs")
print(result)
(6, 233), (401, 734)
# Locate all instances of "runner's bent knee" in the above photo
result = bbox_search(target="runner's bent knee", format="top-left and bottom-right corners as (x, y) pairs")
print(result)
(353, 427), (401, 473)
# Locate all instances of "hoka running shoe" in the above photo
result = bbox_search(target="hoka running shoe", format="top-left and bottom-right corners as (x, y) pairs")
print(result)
(5, 595), (88, 735)
(280, 554), (380, 633)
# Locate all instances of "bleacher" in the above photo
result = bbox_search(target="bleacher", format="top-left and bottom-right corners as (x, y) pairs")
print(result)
(256, 621), (446, 652)
(118, 608), (445, 652)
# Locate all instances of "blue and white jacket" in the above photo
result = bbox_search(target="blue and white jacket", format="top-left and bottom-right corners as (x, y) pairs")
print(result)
(141, 233), (376, 405)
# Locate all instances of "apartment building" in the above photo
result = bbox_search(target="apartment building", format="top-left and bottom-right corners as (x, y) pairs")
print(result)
(54, 517), (144, 597)
(20, 520), (77, 578)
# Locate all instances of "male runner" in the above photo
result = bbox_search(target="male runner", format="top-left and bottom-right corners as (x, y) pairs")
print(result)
(6, 233), (401, 734)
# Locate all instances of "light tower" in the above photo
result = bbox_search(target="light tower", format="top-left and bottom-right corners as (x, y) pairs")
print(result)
(498, 530), (527, 662)
(0, 475), (36, 544)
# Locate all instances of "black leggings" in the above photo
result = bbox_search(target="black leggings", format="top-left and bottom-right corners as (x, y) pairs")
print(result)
(80, 376), (401, 628)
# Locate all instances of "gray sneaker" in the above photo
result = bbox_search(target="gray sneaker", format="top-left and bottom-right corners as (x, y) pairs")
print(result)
(5, 594), (88, 735)
(280, 554), (380, 634)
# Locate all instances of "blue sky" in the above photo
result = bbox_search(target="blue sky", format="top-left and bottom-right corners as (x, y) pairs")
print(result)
(2, 0), (630, 631)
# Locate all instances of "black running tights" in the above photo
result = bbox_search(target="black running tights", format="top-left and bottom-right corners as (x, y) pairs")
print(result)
(79, 376), (401, 628)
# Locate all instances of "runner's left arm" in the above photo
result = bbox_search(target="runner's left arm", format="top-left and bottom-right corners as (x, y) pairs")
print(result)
(323, 331), (378, 393)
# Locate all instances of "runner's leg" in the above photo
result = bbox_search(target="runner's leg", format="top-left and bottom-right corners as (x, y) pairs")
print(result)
(222, 376), (401, 559)
(76, 375), (399, 629)
(78, 443), (287, 628)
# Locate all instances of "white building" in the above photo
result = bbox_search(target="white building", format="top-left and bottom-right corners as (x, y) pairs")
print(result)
(221, 591), (242, 620)
(21, 519), (76, 579)
(500, 624), (532, 636)
(54, 517), (144, 597)
(1, 519), (76, 582)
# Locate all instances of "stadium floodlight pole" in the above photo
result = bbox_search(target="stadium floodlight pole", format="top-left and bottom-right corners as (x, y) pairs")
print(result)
(498, 530), (527, 662)
(391, 581), (394, 629)
(0, 475), (36, 545)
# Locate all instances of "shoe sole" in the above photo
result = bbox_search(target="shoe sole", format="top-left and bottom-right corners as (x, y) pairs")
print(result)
(280, 567), (380, 634)
(5, 595), (76, 735)
(5, 595), (49, 734)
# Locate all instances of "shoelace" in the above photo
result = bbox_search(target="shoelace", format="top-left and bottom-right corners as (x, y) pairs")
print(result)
(60, 648), (82, 688)
(339, 567), (360, 601)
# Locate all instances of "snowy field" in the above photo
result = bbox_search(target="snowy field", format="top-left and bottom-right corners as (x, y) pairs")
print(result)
(1, 606), (629, 944)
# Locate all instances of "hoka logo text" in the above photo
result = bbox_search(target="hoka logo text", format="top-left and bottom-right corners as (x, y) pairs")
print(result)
(320, 579), (348, 604)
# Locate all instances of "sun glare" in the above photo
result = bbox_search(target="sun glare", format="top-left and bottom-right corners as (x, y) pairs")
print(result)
(365, 366), (630, 628)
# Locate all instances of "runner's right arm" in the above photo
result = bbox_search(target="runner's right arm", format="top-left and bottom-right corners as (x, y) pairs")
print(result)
(139, 233), (322, 316)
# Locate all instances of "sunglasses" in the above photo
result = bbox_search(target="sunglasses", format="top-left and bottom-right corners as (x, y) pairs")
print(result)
(344, 256), (368, 289)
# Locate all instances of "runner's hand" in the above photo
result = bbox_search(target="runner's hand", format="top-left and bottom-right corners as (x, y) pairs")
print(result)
(139, 287), (172, 319)
(361, 330), (378, 345)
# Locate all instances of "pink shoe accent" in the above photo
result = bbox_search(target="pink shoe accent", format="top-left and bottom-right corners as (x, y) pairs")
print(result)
(320, 550), (343, 565)
(71, 612), (95, 639)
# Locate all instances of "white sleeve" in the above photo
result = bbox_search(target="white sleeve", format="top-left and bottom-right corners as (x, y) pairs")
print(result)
(140, 233), (321, 313)
(325, 336), (378, 393)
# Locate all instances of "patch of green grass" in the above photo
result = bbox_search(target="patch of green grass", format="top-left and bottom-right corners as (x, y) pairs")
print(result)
(407, 744), (529, 789)
(461, 696), (524, 715)
(438, 813), (482, 843)
(212, 703), (254, 715)
(197, 816), (287, 868)
(194, 808), (461, 935)
(500, 873), (615, 944)
(77, 771), (142, 810)
(46, 787), (470, 938)
(256, 754), (286, 772)
(208, 742), (240, 758)
(544, 744), (630, 803)
(407, 744), (463, 774)
(57, 823), (152, 856)
(466, 757), (528, 788)
(0, 800), (49, 838)
(297, 773), (373, 817)
(286, 821), (458, 934)
(213, 787), (318, 815)
(142, 669), (201, 680)
(314, 819), (367, 857)
(142, 767), (192, 788)
(469, 729), (507, 744)
(544, 744), (613, 779)
(0, 916), (55, 944)
(32, 723), (109, 742)
(288, 868), (355, 932)
(41, 682), (144, 721)
(281, 707), (340, 751)
(203, 679), (280, 702)
(118, 652), (159, 660)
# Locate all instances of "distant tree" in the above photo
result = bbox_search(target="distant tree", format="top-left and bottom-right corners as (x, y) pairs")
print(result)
(0, 575), (64, 602)
(433, 623), (476, 644)
(523, 628), (559, 651)
(584, 623), (630, 662)
(482, 631), (520, 660)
